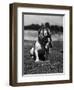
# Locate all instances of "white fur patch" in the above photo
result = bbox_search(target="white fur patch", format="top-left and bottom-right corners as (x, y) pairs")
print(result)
(35, 41), (41, 50)
(30, 47), (34, 55)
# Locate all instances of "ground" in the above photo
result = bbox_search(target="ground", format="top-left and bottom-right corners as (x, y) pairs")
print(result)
(23, 40), (63, 75)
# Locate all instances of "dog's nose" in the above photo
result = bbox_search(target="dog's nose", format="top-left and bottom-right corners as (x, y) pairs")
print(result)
(44, 30), (47, 36)
(44, 33), (47, 36)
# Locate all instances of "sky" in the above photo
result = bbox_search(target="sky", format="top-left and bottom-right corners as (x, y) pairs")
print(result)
(24, 14), (63, 26)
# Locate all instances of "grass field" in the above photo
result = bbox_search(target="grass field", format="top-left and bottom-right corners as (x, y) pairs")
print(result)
(23, 40), (63, 75)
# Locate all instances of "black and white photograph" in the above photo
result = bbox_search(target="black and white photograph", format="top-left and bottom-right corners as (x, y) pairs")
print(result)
(22, 13), (63, 75)
(10, 3), (72, 86)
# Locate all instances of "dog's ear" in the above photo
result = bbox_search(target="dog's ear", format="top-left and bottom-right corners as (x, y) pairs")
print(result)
(38, 27), (41, 34)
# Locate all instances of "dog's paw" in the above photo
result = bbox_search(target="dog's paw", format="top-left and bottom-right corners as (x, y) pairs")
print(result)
(35, 59), (40, 62)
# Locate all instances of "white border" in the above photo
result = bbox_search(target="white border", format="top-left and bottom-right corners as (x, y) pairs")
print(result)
(17, 7), (70, 82)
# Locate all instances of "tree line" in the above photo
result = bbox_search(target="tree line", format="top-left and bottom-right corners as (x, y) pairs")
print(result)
(24, 22), (63, 33)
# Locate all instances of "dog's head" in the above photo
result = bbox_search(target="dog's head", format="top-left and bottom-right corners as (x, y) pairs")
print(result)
(38, 24), (51, 44)
(38, 24), (51, 36)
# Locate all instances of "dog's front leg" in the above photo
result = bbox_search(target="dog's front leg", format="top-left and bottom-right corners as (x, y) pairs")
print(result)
(35, 49), (39, 62)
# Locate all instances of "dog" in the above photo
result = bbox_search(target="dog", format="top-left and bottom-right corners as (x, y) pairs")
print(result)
(30, 24), (52, 62)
